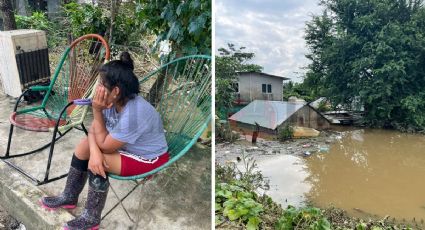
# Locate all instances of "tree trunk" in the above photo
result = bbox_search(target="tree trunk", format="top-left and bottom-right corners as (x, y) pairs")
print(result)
(107, 0), (121, 44)
(0, 0), (17, 30)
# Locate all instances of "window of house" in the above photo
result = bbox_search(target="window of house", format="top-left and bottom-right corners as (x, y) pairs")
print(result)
(262, 84), (272, 93)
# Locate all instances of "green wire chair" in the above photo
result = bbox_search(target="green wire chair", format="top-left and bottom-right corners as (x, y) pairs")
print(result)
(2, 34), (111, 185)
(101, 55), (211, 222)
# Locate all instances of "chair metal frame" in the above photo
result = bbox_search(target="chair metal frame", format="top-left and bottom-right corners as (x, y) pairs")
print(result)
(1, 34), (110, 185)
(98, 55), (212, 222)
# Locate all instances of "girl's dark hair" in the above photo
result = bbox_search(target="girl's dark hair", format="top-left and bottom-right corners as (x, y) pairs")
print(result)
(99, 51), (139, 104)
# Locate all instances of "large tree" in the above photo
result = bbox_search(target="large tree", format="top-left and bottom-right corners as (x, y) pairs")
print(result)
(0, 0), (16, 30)
(304, 0), (425, 131)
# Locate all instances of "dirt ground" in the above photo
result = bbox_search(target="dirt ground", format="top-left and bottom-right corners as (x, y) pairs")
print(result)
(0, 205), (23, 230)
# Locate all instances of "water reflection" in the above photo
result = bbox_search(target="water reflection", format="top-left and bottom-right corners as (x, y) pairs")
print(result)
(305, 129), (425, 221)
(254, 155), (311, 207)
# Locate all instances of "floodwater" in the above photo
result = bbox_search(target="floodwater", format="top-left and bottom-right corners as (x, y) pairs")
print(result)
(256, 129), (425, 222)
(256, 155), (311, 207)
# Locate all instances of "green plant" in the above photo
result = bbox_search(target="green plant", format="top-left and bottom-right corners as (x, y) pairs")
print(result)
(275, 206), (331, 230)
(135, 0), (211, 56)
(15, 12), (66, 48)
(317, 100), (330, 112)
(277, 125), (294, 141)
(216, 182), (263, 230)
(63, 3), (108, 37)
(215, 120), (239, 143)
(216, 152), (275, 229)
(216, 152), (269, 191)
(15, 11), (50, 31)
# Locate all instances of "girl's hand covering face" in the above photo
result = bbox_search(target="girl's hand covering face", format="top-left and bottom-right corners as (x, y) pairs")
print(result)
(92, 85), (113, 111)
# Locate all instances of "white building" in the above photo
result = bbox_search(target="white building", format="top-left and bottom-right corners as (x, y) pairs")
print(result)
(234, 71), (289, 104)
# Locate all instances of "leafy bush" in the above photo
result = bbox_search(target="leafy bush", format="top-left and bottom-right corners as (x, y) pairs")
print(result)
(63, 3), (108, 37)
(216, 155), (273, 229)
(216, 120), (239, 143)
(15, 12), (51, 31)
(216, 182), (263, 230)
(317, 100), (330, 112)
(275, 206), (331, 230)
(15, 12), (65, 48)
(277, 125), (294, 141)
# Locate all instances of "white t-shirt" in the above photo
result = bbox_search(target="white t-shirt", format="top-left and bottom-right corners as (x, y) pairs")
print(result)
(103, 95), (168, 159)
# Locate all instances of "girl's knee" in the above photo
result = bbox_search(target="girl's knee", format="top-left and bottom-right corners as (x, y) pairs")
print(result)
(75, 138), (90, 159)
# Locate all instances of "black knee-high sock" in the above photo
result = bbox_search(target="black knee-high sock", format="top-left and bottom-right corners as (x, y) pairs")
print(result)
(71, 154), (89, 172)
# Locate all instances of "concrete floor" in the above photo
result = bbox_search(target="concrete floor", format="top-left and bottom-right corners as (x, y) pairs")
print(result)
(0, 91), (211, 230)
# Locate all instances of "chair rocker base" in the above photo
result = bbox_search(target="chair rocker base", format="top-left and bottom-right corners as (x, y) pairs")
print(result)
(2, 159), (69, 185)
(0, 122), (73, 185)
(1, 101), (88, 186)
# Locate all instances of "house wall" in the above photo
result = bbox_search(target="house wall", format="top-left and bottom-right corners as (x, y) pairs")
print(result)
(237, 73), (283, 102)
(230, 121), (277, 135)
(281, 105), (330, 130)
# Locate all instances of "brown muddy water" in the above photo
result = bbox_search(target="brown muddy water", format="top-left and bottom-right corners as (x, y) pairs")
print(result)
(255, 128), (425, 222)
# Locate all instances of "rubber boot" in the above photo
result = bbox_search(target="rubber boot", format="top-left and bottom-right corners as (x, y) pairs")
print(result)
(41, 166), (87, 210)
(63, 171), (109, 230)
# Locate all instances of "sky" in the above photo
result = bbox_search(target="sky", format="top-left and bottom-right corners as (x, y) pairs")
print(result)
(215, 0), (322, 82)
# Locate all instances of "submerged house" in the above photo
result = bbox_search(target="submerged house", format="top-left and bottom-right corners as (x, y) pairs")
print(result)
(229, 100), (330, 134)
(234, 71), (289, 104)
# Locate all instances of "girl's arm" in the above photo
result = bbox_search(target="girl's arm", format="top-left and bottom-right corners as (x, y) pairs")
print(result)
(92, 86), (125, 153)
(88, 125), (108, 178)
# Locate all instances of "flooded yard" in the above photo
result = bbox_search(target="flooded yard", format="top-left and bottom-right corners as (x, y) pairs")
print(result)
(217, 128), (425, 224)
(305, 129), (425, 222)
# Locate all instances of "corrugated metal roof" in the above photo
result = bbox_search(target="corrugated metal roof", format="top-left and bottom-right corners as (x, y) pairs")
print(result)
(229, 100), (306, 130)
(236, 71), (290, 80)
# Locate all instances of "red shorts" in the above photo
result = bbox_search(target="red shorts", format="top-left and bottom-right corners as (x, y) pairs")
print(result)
(119, 151), (169, 177)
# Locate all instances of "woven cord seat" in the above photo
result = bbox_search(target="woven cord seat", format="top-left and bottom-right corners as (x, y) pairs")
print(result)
(9, 112), (67, 132)
(99, 55), (211, 222)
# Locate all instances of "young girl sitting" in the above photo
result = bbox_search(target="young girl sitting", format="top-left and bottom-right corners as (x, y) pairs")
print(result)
(41, 52), (169, 230)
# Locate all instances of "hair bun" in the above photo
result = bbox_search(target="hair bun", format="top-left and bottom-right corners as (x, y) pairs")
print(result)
(119, 51), (134, 70)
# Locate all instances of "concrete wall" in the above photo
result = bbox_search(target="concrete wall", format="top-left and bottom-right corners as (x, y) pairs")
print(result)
(237, 73), (283, 102)
(281, 105), (330, 130)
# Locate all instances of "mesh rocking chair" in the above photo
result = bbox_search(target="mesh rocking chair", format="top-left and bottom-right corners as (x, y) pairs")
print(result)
(99, 55), (212, 222)
(1, 34), (111, 185)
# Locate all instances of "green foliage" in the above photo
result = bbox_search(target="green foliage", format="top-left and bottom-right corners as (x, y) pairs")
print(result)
(282, 81), (315, 102)
(275, 206), (331, 230)
(135, 0), (211, 56)
(215, 120), (239, 143)
(304, 0), (425, 131)
(277, 125), (294, 142)
(63, 3), (108, 37)
(15, 12), (65, 48)
(15, 12), (50, 31)
(216, 153), (268, 192)
(63, 2), (143, 47)
(215, 77), (236, 118)
(216, 155), (269, 230)
(216, 183), (263, 230)
(317, 100), (331, 112)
